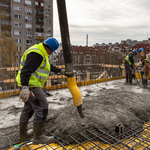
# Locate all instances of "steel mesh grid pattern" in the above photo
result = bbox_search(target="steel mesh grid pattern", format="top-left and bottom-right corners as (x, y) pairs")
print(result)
(6, 121), (150, 150)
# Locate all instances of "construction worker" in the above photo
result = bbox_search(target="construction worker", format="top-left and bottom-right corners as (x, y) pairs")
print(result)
(138, 48), (149, 85)
(125, 49), (137, 84)
(16, 37), (64, 145)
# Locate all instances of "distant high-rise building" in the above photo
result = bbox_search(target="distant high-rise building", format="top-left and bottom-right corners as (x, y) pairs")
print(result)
(132, 40), (138, 46)
(0, 0), (53, 55)
(126, 39), (132, 45)
(121, 40), (126, 45)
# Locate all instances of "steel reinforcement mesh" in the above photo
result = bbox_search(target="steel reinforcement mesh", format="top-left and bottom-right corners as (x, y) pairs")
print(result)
(5, 121), (150, 150)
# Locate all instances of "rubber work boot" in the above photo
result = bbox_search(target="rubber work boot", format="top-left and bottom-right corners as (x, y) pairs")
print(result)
(143, 79), (148, 88)
(145, 79), (148, 85)
(33, 121), (55, 145)
(19, 122), (33, 142)
(142, 78), (144, 85)
(129, 78), (132, 84)
(125, 76), (128, 84)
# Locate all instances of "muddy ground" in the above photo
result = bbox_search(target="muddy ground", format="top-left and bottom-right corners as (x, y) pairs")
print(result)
(0, 79), (150, 149)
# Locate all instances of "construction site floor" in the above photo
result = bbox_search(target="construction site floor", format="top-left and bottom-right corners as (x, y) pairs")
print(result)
(1, 79), (150, 149)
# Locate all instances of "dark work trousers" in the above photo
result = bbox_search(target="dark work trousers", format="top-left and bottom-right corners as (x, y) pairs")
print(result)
(42, 82), (47, 95)
(141, 62), (149, 85)
(20, 87), (48, 123)
(125, 62), (132, 83)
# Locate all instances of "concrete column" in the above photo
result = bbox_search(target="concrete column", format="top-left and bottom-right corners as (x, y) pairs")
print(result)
(104, 71), (108, 79)
(122, 70), (125, 76)
(47, 79), (51, 86)
(87, 73), (90, 81)
(77, 76), (80, 83)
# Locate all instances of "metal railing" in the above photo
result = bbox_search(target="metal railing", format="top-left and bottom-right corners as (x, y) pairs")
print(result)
(0, 63), (125, 99)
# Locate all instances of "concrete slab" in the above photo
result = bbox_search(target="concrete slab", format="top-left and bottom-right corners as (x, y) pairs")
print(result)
(1, 78), (150, 148)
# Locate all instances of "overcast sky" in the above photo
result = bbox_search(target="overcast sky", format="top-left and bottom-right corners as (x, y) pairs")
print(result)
(53, 0), (150, 46)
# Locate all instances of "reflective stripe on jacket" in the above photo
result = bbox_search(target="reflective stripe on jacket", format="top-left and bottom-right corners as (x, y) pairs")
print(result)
(16, 43), (50, 87)
(125, 53), (134, 65)
(142, 55), (149, 63)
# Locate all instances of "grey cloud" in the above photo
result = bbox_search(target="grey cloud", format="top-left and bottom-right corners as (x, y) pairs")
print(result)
(133, 0), (150, 11)
(69, 23), (150, 45)
(54, 0), (150, 46)
(86, 0), (150, 23)
(80, 0), (96, 3)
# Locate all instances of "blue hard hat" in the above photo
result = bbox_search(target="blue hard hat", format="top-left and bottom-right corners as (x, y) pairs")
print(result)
(132, 49), (137, 54)
(44, 38), (59, 53)
(139, 48), (144, 53)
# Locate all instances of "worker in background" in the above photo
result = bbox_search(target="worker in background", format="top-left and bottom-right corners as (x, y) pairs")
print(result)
(16, 37), (65, 145)
(138, 48), (149, 86)
(125, 49), (137, 84)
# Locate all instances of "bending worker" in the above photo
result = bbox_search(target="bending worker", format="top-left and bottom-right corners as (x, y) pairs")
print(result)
(16, 37), (64, 145)
(125, 49), (137, 84)
(138, 48), (149, 85)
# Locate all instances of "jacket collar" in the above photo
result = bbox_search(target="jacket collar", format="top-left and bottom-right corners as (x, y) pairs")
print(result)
(38, 43), (49, 57)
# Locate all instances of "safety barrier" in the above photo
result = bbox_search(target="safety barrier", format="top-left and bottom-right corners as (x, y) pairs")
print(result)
(0, 64), (124, 98)
(0, 75), (125, 99)
(1, 63), (149, 99)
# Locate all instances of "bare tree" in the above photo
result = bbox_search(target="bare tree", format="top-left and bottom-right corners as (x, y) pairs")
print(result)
(0, 34), (17, 67)
(0, 8), (17, 67)
(0, 9), (17, 90)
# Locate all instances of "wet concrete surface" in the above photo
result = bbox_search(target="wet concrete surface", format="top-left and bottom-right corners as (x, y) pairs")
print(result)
(0, 79), (150, 149)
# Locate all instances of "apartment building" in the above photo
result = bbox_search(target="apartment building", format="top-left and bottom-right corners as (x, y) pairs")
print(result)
(0, 0), (53, 56)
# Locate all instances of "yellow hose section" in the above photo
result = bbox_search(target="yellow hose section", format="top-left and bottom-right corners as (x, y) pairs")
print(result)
(135, 72), (142, 79)
(67, 76), (82, 107)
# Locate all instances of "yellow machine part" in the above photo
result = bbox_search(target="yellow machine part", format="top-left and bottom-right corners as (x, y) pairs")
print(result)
(67, 76), (82, 107)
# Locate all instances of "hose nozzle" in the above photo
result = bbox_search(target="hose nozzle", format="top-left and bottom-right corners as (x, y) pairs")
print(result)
(77, 105), (85, 118)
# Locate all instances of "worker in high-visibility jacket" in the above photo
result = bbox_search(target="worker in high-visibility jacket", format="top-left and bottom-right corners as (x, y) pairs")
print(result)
(138, 48), (149, 86)
(125, 50), (137, 84)
(16, 37), (64, 145)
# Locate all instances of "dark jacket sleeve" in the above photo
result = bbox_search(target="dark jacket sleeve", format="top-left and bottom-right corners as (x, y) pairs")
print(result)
(129, 52), (134, 65)
(50, 64), (62, 73)
(21, 52), (43, 86)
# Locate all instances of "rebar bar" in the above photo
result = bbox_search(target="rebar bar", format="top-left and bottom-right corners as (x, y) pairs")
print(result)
(5, 122), (150, 150)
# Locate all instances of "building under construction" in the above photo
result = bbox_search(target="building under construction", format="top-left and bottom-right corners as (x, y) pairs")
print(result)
(1, 69), (150, 150)
(1, 0), (150, 150)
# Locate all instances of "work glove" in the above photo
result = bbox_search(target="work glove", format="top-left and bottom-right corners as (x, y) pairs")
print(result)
(137, 61), (142, 66)
(61, 69), (66, 75)
(20, 86), (30, 102)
